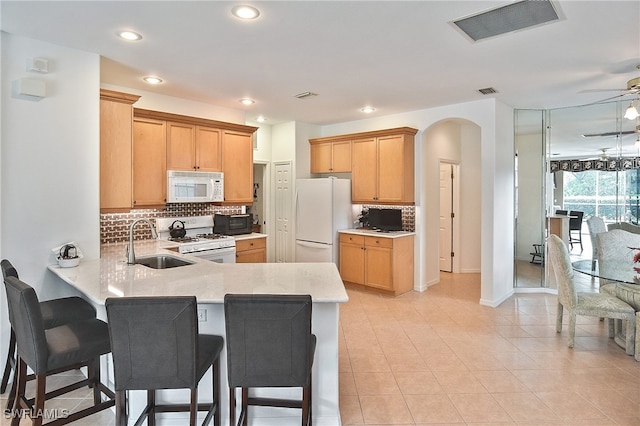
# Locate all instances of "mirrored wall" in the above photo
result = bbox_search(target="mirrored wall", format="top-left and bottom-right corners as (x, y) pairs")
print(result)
(515, 98), (640, 288)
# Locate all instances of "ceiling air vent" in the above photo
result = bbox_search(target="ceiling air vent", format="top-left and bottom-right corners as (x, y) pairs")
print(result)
(294, 91), (318, 99)
(452, 0), (560, 42)
(478, 87), (498, 95)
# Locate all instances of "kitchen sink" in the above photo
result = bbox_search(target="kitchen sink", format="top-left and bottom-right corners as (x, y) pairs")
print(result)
(135, 254), (195, 269)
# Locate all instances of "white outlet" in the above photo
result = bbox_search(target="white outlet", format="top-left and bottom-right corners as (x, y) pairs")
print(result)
(197, 309), (207, 322)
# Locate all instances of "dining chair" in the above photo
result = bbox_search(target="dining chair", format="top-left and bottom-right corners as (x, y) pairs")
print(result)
(555, 209), (568, 215)
(1, 259), (97, 414)
(4, 276), (114, 426)
(547, 234), (636, 354)
(568, 210), (584, 252)
(105, 296), (223, 426)
(224, 294), (315, 426)
(586, 216), (607, 271)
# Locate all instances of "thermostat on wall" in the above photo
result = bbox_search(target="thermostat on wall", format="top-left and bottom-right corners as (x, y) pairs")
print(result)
(27, 57), (48, 73)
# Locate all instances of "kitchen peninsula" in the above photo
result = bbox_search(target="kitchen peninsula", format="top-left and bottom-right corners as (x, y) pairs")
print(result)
(47, 240), (348, 426)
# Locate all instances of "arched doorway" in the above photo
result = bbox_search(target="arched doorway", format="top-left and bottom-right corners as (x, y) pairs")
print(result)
(421, 119), (482, 286)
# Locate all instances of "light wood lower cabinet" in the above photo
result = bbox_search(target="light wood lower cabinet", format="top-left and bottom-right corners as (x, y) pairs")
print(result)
(235, 237), (266, 263)
(339, 233), (414, 295)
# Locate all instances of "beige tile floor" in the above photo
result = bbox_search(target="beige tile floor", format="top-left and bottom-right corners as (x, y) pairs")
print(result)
(3, 271), (640, 425)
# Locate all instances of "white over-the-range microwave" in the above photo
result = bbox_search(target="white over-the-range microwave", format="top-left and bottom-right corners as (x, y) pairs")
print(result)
(167, 170), (224, 203)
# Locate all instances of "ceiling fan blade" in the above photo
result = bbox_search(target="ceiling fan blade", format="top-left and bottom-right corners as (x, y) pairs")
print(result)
(579, 88), (629, 93)
(582, 130), (637, 138)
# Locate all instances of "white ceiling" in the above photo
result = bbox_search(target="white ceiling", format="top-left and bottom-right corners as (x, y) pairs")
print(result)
(2, 1), (639, 157)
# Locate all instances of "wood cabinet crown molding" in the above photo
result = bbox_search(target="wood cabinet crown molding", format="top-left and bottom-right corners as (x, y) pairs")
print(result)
(134, 108), (258, 134)
(99, 89), (141, 104)
(309, 126), (417, 144)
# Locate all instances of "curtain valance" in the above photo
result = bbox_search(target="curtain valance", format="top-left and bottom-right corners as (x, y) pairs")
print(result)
(550, 158), (639, 173)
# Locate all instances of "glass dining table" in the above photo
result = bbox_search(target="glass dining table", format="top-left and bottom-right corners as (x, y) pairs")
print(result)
(573, 259), (640, 310)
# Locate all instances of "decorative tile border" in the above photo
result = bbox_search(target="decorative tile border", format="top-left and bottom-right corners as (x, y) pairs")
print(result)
(100, 204), (243, 244)
(360, 205), (416, 232)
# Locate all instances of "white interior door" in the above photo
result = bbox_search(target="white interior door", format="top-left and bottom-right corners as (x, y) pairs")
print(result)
(439, 163), (453, 272)
(274, 162), (292, 263)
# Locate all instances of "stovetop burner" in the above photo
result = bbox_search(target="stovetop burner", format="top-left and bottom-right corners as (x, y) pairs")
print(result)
(168, 236), (199, 243)
(195, 233), (229, 240)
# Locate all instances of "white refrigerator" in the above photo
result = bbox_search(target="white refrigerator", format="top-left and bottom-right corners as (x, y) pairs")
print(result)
(295, 177), (351, 266)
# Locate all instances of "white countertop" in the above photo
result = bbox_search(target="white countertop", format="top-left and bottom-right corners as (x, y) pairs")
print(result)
(233, 232), (267, 241)
(48, 240), (348, 305)
(339, 228), (415, 238)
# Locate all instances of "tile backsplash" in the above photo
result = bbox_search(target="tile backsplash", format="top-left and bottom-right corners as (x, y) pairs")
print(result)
(101, 203), (416, 244)
(100, 204), (243, 244)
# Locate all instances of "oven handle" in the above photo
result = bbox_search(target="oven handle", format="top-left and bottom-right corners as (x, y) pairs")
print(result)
(188, 246), (237, 257)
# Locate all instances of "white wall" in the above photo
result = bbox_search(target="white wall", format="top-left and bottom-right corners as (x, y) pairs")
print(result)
(1, 33), (101, 364)
(321, 98), (514, 306)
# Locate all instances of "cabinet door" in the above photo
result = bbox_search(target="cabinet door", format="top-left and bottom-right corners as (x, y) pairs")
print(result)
(236, 248), (266, 263)
(310, 142), (332, 173)
(377, 135), (405, 202)
(222, 130), (253, 203)
(339, 242), (365, 284)
(133, 118), (167, 207)
(331, 140), (352, 172)
(351, 137), (378, 202)
(100, 98), (133, 211)
(166, 121), (195, 170)
(364, 245), (393, 290)
(195, 126), (222, 171)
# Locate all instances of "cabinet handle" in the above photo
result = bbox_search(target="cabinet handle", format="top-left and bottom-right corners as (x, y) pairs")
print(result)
(250, 243), (254, 247)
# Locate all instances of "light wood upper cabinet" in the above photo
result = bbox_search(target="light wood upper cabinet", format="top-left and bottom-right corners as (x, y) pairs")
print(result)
(310, 127), (416, 204)
(132, 118), (167, 207)
(352, 128), (416, 204)
(222, 130), (254, 204)
(100, 89), (140, 212)
(195, 126), (222, 172)
(309, 139), (351, 173)
(166, 121), (196, 170)
(166, 122), (222, 172)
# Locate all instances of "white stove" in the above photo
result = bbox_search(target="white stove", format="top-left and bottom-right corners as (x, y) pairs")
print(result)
(156, 216), (236, 263)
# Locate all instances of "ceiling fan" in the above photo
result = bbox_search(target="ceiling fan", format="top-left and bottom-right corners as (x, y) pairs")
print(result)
(582, 124), (640, 138)
(580, 64), (640, 96)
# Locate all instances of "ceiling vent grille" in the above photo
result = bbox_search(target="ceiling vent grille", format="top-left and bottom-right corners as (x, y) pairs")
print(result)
(478, 87), (498, 95)
(294, 91), (318, 99)
(453, 0), (560, 42)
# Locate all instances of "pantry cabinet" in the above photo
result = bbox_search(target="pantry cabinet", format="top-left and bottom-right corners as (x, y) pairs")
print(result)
(339, 232), (414, 295)
(132, 117), (167, 207)
(309, 139), (351, 173)
(235, 236), (266, 263)
(99, 89), (140, 212)
(166, 122), (222, 172)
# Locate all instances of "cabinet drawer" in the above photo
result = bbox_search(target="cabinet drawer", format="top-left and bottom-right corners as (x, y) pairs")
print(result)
(340, 234), (365, 245)
(364, 236), (393, 249)
(236, 237), (266, 252)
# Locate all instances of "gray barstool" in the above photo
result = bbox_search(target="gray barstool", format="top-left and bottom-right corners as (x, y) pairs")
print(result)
(4, 276), (114, 426)
(105, 296), (223, 426)
(224, 294), (315, 426)
(1, 259), (97, 413)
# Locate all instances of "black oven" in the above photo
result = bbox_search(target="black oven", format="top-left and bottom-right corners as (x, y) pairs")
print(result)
(214, 213), (253, 235)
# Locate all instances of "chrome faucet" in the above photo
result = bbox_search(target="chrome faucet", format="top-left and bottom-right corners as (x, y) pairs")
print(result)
(126, 218), (158, 264)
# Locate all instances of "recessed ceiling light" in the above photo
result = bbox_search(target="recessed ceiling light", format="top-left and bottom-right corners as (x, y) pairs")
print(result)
(231, 5), (260, 20)
(239, 98), (255, 105)
(143, 76), (163, 84)
(117, 31), (142, 41)
(256, 116), (266, 122)
(361, 106), (376, 113)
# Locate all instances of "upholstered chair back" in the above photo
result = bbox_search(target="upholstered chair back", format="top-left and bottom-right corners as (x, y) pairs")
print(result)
(547, 235), (578, 309)
(4, 276), (48, 374)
